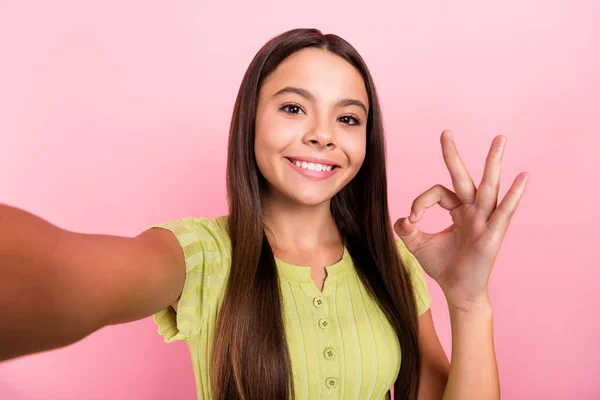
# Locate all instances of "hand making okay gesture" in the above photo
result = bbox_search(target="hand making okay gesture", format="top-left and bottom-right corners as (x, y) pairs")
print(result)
(394, 130), (531, 310)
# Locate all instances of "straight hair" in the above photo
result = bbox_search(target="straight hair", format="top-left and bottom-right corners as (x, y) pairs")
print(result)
(212, 28), (421, 399)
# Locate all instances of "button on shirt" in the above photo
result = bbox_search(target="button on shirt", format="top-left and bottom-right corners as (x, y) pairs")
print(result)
(276, 246), (404, 399)
(148, 215), (432, 400)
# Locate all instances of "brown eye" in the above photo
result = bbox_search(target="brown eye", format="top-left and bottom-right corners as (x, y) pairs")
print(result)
(339, 115), (361, 126)
(281, 103), (305, 115)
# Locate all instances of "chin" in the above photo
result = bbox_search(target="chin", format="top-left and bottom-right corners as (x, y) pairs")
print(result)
(279, 185), (336, 207)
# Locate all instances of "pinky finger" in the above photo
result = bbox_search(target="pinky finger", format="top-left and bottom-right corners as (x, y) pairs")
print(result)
(488, 172), (530, 234)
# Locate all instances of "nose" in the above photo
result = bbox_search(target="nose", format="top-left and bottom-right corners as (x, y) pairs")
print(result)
(303, 121), (336, 150)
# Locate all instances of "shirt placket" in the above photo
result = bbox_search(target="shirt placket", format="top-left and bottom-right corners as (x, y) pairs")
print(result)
(311, 293), (340, 398)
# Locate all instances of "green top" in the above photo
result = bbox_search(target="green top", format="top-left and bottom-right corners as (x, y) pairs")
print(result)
(146, 215), (432, 399)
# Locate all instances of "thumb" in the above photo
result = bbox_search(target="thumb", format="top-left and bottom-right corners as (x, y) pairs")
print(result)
(393, 217), (422, 249)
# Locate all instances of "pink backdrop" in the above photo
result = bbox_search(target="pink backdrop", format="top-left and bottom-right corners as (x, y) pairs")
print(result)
(1, 1), (598, 399)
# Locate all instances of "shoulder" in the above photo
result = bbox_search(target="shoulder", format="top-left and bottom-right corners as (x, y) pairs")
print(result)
(148, 215), (232, 342)
(146, 214), (232, 279)
(149, 215), (230, 255)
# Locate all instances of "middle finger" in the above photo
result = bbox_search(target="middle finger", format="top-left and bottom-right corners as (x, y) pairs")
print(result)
(440, 130), (477, 204)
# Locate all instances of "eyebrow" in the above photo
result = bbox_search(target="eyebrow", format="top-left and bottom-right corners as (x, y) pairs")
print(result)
(273, 86), (368, 114)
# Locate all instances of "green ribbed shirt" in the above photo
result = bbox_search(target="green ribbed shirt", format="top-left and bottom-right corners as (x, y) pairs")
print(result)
(146, 215), (432, 400)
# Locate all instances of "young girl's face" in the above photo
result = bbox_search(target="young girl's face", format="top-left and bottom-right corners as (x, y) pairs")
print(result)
(254, 48), (369, 207)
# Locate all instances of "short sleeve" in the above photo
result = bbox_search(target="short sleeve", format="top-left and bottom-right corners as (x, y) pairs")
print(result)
(143, 216), (229, 343)
(395, 238), (432, 316)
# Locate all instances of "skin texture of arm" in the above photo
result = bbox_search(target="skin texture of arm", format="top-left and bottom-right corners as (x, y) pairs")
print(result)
(417, 309), (451, 399)
(0, 204), (186, 361)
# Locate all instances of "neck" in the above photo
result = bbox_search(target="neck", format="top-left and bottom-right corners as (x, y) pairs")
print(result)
(261, 191), (342, 253)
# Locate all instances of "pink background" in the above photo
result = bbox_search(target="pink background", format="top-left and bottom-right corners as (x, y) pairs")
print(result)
(1, 1), (598, 399)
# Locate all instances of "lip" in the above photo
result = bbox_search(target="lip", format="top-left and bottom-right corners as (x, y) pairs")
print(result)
(285, 156), (340, 168)
(284, 157), (339, 180)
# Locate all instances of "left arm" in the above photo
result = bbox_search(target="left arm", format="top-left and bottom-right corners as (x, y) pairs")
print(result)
(394, 131), (529, 399)
(416, 309), (450, 399)
(416, 298), (499, 400)
(440, 299), (499, 399)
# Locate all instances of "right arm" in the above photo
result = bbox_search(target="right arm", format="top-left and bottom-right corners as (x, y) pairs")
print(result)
(0, 204), (186, 362)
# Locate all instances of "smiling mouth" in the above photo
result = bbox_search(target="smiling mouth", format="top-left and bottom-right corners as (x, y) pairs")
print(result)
(285, 157), (339, 172)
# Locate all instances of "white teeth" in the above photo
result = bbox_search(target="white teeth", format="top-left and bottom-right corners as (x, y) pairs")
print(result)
(291, 159), (335, 172)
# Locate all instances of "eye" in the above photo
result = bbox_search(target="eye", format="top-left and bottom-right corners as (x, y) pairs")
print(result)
(280, 102), (305, 115)
(339, 115), (362, 126)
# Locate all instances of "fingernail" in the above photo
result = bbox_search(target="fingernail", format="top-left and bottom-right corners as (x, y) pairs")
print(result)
(409, 211), (417, 222)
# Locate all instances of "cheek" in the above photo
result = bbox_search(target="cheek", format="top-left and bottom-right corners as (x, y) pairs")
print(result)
(345, 133), (367, 168)
(253, 132), (272, 177)
(254, 121), (296, 175)
(255, 123), (295, 157)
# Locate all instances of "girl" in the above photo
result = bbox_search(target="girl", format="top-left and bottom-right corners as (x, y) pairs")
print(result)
(0, 28), (529, 399)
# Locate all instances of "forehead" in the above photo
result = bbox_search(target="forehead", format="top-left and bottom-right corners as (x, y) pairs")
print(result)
(260, 48), (369, 107)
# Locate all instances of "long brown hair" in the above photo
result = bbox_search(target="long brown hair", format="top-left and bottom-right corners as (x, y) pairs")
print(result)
(213, 28), (421, 399)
